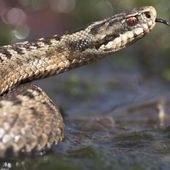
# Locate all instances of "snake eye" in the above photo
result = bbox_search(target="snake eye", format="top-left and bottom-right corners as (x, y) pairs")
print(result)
(127, 16), (138, 26)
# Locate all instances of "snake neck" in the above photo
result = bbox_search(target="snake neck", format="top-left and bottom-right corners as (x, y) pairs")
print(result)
(0, 6), (157, 95)
(0, 33), (103, 95)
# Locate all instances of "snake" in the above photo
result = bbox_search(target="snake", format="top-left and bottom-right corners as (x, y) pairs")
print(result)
(0, 6), (168, 157)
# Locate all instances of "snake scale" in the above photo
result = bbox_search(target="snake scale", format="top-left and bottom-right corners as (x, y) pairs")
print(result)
(0, 6), (168, 157)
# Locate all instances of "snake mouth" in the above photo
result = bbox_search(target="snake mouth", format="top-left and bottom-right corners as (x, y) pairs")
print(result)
(155, 18), (170, 26)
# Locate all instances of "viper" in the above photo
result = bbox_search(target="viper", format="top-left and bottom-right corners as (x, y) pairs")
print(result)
(0, 6), (169, 157)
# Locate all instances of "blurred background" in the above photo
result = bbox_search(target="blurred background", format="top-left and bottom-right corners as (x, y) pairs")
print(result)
(1, 1), (170, 170)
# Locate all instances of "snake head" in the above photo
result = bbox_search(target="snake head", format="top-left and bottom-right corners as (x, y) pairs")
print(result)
(64, 6), (168, 55)
(86, 6), (158, 53)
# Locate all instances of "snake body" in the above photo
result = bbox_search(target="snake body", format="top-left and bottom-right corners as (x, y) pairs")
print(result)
(0, 6), (159, 156)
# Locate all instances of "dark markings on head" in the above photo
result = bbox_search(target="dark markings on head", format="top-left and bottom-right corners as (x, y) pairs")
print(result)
(90, 20), (109, 35)
(90, 15), (125, 35)
(108, 17), (124, 27)
(93, 27), (126, 49)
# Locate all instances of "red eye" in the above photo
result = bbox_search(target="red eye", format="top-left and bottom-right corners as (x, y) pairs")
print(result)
(127, 16), (138, 26)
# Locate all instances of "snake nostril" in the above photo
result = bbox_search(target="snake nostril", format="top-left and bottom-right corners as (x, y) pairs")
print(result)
(145, 12), (151, 18)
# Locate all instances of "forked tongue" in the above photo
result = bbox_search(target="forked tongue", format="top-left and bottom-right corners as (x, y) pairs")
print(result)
(156, 18), (170, 26)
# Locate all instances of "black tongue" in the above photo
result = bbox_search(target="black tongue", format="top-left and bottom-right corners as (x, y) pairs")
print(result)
(155, 18), (170, 26)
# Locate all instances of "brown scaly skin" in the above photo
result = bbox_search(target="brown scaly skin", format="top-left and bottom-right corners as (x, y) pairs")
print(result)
(0, 6), (159, 156)
(0, 84), (64, 156)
